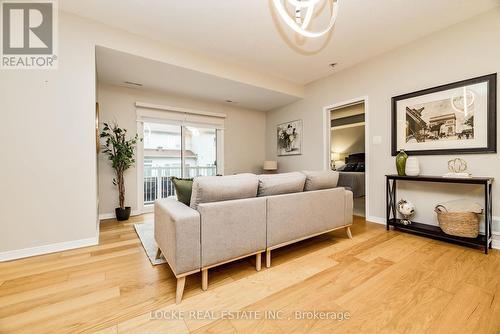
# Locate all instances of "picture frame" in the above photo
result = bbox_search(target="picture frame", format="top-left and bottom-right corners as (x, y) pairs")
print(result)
(391, 73), (497, 156)
(277, 119), (303, 156)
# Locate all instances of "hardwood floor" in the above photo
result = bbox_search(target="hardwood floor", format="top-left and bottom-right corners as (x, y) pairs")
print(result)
(1, 215), (499, 333)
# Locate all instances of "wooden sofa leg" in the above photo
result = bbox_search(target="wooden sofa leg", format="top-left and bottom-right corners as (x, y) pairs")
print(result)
(256, 253), (262, 271)
(266, 250), (271, 268)
(176, 277), (186, 304)
(346, 226), (353, 239)
(201, 269), (208, 291)
(155, 248), (162, 260)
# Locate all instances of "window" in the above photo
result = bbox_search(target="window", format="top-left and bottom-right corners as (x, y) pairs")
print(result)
(137, 104), (225, 208)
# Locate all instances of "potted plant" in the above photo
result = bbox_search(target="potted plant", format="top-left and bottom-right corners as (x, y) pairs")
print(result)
(100, 122), (140, 221)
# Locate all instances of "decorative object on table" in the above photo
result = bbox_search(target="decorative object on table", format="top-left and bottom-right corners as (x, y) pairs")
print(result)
(397, 199), (415, 225)
(395, 149), (408, 176)
(435, 199), (483, 238)
(263, 160), (278, 174)
(100, 122), (141, 221)
(405, 156), (420, 176)
(443, 157), (471, 178)
(277, 119), (302, 156)
(391, 73), (496, 156)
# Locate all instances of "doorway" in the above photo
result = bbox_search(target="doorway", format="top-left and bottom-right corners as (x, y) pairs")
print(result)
(325, 99), (367, 218)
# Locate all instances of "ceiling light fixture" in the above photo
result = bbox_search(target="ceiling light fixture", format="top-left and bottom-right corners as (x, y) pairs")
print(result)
(273, 0), (340, 38)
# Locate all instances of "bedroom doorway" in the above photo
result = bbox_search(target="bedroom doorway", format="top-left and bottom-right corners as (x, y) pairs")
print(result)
(329, 101), (366, 217)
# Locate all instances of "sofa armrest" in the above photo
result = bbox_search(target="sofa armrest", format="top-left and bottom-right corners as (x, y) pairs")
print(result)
(345, 189), (353, 225)
(154, 197), (201, 276)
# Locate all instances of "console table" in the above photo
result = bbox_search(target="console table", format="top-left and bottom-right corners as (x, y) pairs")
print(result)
(386, 174), (493, 254)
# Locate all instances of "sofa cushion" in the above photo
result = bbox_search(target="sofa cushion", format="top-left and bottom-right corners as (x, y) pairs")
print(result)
(190, 174), (258, 210)
(302, 170), (339, 191)
(257, 172), (306, 197)
(170, 177), (194, 206)
(266, 188), (347, 247)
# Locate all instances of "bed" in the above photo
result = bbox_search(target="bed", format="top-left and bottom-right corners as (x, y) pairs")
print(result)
(337, 153), (365, 198)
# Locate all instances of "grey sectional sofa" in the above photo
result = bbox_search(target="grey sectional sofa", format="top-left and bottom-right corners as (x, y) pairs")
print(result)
(154, 171), (353, 303)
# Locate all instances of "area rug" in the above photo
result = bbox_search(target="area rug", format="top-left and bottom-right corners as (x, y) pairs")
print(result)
(134, 221), (167, 266)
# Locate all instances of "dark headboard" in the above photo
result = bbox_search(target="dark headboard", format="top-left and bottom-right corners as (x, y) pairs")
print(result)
(345, 153), (365, 163)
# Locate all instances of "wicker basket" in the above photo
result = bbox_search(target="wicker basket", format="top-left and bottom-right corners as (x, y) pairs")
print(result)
(434, 205), (479, 238)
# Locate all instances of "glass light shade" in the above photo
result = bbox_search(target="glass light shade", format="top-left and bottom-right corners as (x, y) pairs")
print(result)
(273, 0), (340, 38)
(263, 160), (278, 170)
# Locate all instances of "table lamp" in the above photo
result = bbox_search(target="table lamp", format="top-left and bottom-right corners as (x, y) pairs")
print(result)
(263, 160), (278, 173)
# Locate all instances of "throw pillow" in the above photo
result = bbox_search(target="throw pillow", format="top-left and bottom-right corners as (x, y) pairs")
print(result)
(189, 174), (259, 210)
(171, 177), (194, 206)
(343, 162), (358, 172)
(354, 162), (365, 172)
(301, 170), (339, 191)
(257, 172), (306, 197)
(336, 164), (347, 171)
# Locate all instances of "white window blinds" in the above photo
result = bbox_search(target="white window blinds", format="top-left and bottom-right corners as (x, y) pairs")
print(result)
(135, 102), (226, 129)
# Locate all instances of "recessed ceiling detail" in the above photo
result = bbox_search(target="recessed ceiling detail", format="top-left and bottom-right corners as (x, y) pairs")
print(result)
(96, 46), (300, 111)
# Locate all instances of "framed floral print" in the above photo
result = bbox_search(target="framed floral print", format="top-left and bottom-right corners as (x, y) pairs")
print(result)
(277, 119), (302, 156)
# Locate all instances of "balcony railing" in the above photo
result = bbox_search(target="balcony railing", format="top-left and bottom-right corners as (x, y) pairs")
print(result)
(144, 166), (217, 204)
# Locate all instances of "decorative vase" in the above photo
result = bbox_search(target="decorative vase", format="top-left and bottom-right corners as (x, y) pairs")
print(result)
(395, 150), (408, 176)
(285, 140), (293, 152)
(405, 157), (420, 176)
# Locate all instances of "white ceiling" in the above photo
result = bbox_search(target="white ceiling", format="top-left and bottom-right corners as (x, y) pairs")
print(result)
(95, 46), (300, 111)
(63, 0), (500, 85)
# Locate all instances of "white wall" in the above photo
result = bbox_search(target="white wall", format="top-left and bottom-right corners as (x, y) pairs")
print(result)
(0, 11), (285, 259)
(331, 125), (365, 157)
(266, 9), (500, 237)
(0, 13), (98, 257)
(97, 83), (266, 216)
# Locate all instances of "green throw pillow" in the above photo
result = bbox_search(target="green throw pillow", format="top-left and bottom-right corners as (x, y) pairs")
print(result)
(171, 177), (194, 206)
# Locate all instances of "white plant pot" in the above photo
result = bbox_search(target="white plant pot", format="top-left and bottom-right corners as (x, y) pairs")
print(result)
(405, 157), (420, 176)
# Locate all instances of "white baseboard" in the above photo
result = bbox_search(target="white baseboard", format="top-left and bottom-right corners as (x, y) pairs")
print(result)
(366, 216), (385, 225)
(365, 215), (500, 250)
(99, 210), (142, 221)
(0, 236), (98, 262)
(492, 237), (500, 250)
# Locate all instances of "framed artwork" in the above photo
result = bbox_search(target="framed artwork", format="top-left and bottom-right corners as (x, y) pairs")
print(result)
(391, 73), (496, 156)
(277, 119), (302, 156)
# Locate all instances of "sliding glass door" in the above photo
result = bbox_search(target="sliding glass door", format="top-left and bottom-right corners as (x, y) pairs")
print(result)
(142, 122), (218, 205)
(183, 126), (217, 178)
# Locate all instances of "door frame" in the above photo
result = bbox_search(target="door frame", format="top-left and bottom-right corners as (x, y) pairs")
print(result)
(323, 96), (370, 219)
